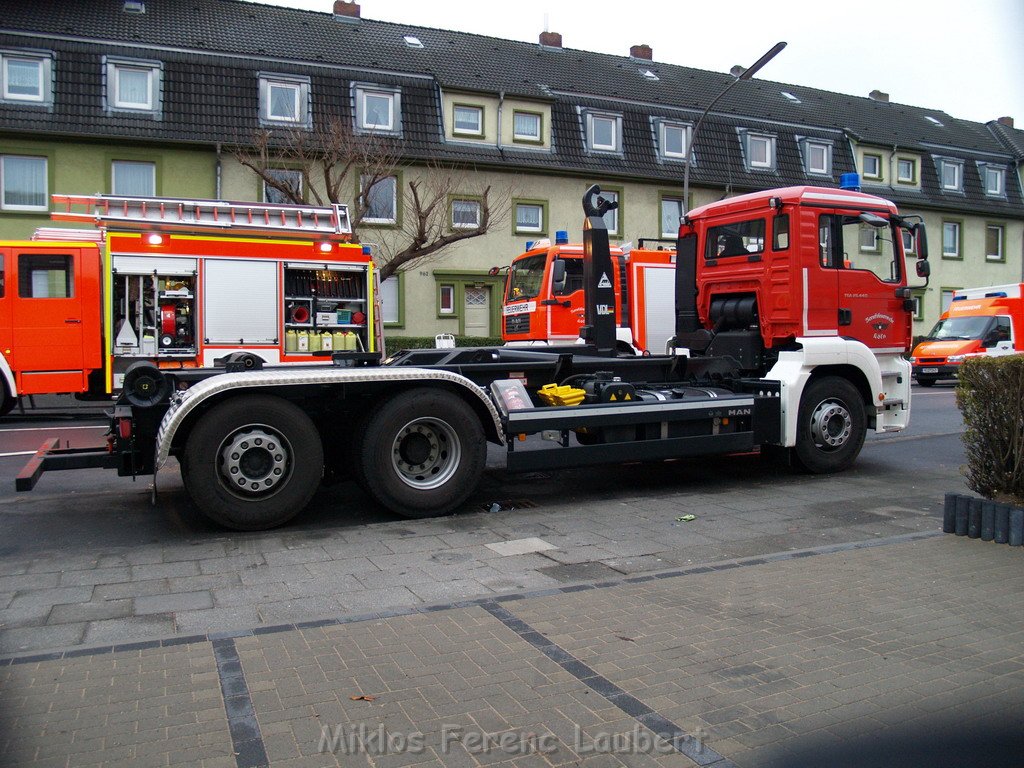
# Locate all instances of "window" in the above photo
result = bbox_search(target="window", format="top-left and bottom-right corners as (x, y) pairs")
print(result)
(660, 195), (683, 238)
(986, 224), (1004, 262)
(862, 153), (882, 180)
(259, 74), (310, 126)
(983, 165), (1006, 196)
(741, 132), (776, 170)
(657, 121), (690, 161)
(940, 159), (963, 191)
(1, 155), (47, 211)
(896, 158), (916, 184)
(355, 86), (400, 133)
(263, 169), (303, 204)
(595, 188), (620, 235)
(360, 175), (398, 225)
(111, 160), (155, 197)
(940, 288), (959, 314)
(772, 215), (790, 250)
(18, 254), (72, 298)
(452, 104), (483, 136)
(902, 229), (915, 256)
(801, 139), (831, 175)
(105, 57), (161, 113)
(379, 275), (402, 325)
(514, 201), (545, 234)
(705, 219), (766, 260)
(1, 51), (52, 104)
(513, 111), (542, 143)
(585, 112), (622, 153)
(942, 221), (961, 259)
(859, 226), (879, 253)
(451, 198), (481, 229)
(911, 291), (925, 321)
(439, 284), (455, 314)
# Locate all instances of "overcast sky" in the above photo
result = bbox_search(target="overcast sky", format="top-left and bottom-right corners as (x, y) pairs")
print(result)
(247, 0), (1024, 126)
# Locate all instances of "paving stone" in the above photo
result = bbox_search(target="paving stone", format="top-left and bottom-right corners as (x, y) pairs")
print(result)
(48, 599), (133, 624)
(81, 615), (175, 645)
(135, 591), (214, 615)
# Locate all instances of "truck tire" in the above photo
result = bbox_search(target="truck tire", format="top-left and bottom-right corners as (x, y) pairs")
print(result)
(916, 376), (937, 387)
(358, 387), (485, 518)
(181, 395), (323, 530)
(792, 376), (866, 474)
(0, 381), (15, 418)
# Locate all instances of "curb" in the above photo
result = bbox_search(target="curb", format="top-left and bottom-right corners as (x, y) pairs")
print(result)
(943, 491), (1024, 546)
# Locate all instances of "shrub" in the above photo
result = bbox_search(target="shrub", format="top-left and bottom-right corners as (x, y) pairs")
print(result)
(956, 355), (1024, 505)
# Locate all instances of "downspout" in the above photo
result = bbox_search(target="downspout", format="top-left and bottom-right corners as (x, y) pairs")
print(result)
(497, 90), (505, 157)
(215, 142), (222, 199)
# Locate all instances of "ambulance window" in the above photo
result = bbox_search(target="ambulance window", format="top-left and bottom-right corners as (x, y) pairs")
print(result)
(772, 214), (790, 250)
(553, 258), (584, 296)
(18, 254), (73, 298)
(995, 317), (1012, 342)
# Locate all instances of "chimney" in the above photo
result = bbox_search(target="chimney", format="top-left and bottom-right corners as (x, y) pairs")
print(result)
(333, 1), (360, 19)
(630, 44), (652, 60)
(869, 89), (889, 103)
(729, 65), (746, 78)
(997, 116), (1014, 128)
(539, 30), (562, 48)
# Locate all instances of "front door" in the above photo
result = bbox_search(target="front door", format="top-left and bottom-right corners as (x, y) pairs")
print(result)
(10, 248), (88, 394)
(464, 286), (490, 336)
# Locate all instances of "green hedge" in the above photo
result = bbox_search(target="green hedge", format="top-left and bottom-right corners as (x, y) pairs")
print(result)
(383, 335), (504, 351)
(956, 355), (1024, 505)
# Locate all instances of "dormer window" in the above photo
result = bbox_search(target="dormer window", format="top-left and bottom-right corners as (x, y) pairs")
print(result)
(452, 104), (483, 137)
(799, 138), (832, 176)
(105, 56), (162, 114)
(259, 73), (311, 127)
(1, 50), (53, 105)
(656, 120), (691, 161)
(981, 164), (1006, 197)
(939, 158), (964, 192)
(355, 84), (401, 134)
(513, 111), (542, 143)
(738, 130), (776, 171)
(584, 111), (622, 154)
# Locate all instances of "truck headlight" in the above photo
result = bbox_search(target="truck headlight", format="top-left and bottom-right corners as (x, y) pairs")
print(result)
(947, 354), (965, 363)
(909, 357), (917, 364)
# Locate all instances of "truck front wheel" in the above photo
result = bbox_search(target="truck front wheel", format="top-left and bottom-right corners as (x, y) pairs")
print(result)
(359, 388), (485, 518)
(792, 376), (866, 474)
(181, 395), (323, 530)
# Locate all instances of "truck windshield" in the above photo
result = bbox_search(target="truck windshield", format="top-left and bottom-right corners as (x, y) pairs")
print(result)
(926, 315), (993, 341)
(507, 254), (547, 300)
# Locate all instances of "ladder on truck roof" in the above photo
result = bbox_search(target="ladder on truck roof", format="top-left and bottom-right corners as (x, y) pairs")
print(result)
(50, 194), (352, 239)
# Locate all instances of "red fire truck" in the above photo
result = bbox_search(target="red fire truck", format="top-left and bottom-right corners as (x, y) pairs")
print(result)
(0, 195), (381, 414)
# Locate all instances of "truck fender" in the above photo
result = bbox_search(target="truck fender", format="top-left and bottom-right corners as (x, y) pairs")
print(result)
(765, 337), (910, 447)
(0, 352), (17, 399)
(153, 366), (504, 471)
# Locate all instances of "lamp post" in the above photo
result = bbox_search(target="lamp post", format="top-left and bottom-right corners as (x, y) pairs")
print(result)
(681, 41), (787, 216)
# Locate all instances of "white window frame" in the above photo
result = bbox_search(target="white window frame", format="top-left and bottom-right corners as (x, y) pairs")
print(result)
(111, 160), (156, 197)
(743, 132), (776, 170)
(259, 75), (310, 126)
(262, 169), (303, 204)
(896, 158), (916, 184)
(0, 154), (48, 211)
(512, 111), (542, 142)
(451, 198), (482, 230)
(859, 226), (879, 253)
(360, 174), (398, 225)
(105, 57), (162, 113)
(355, 85), (401, 133)
(660, 196), (684, 238)
(657, 121), (690, 161)
(942, 221), (961, 258)
(379, 275), (402, 325)
(986, 224), (1004, 262)
(439, 284), (455, 315)
(597, 189), (620, 235)
(940, 159), (963, 192)
(452, 104), (483, 136)
(514, 202), (544, 234)
(1, 50), (52, 104)
(585, 111), (622, 153)
(802, 140), (831, 175)
(862, 153), (882, 179)
(983, 165), (1006, 197)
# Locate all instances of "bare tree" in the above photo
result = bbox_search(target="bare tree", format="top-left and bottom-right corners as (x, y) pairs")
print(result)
(232, 118), (510, 281)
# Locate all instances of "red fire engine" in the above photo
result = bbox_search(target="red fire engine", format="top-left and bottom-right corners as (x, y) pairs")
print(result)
(0, 194), (381, 414)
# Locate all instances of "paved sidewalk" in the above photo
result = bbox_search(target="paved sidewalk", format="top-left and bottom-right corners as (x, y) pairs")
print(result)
(2, 533), (1022, 768)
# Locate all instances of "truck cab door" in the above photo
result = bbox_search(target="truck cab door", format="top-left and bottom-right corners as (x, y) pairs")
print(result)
(803, 214), (841, 336)
(10, 247), (89, 395)
(836, 215), (910, 351)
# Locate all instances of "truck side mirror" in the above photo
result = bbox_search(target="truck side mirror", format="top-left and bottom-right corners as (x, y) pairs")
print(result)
(551, 258), (567, 293)
(914, 222), (929, 260)
(915, 260), (930, 279)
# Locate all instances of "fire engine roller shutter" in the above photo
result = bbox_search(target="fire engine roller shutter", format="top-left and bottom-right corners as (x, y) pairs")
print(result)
(644, 267), (676, 354)
(203, 259), (278, 344)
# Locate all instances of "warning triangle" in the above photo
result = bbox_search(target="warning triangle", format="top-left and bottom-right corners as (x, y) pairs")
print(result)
(597, 273), (612, 288)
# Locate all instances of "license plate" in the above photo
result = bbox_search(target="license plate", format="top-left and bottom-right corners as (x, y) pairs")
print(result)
(921, 367), (939, 374)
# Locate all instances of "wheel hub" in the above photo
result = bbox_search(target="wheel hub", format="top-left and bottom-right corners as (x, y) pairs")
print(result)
(391, 419), (461, 490)
(219, 428), (289, 494)
(810, 400), (852, 449)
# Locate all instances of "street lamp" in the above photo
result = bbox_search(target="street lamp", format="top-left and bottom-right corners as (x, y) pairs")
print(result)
(681, 41), (787, 216)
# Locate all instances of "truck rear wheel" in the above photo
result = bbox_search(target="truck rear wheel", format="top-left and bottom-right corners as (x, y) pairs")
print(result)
(792, 376), (866, 474)
(181, 395), (323, 530)
(358, 388), (485, 518)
